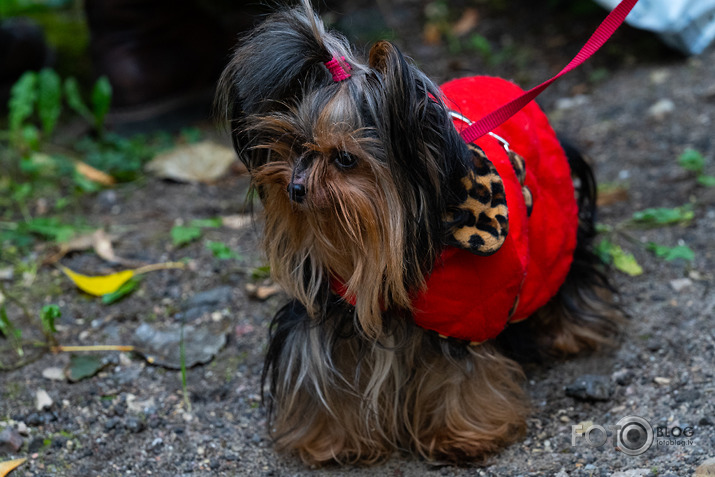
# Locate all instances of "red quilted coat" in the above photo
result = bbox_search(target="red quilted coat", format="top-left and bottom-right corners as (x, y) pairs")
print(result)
(410, 76), (579, 343)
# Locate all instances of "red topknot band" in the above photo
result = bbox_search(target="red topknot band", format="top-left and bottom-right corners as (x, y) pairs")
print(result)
(325, 56), (351, 82)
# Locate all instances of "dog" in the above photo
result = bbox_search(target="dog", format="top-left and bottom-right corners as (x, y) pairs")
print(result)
(217, 0), (621, 465)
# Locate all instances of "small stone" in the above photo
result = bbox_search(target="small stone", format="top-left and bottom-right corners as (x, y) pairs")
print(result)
(612, 368), (633, 385)
(42, 367), (66, 381)
(125, 416), (146, 433)
(0, 427), (23, 453)
(104, 417), (121, 430)
(36, 389), (53, 411)
(16, 422), (28, 436)
(565, 375), (614, 401)
(695, 457), (715, 476)
(245, 283), (282, 301)
(648, 98), (675, 120)
(670, 278), (693, 292)
(654, 376), (671, 385)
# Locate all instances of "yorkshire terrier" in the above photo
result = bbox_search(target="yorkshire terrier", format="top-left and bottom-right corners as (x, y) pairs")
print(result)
(218, 0), (621, 465)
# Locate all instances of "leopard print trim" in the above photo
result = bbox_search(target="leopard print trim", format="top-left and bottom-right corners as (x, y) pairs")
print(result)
(444, 144), (509, 256)
(507, 150), (533, 217)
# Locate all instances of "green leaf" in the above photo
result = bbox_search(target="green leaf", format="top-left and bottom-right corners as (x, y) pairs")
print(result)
(91, 76), (112, 130)
(170, 225), (202, 247)
(101, 276), (142, 305)
(190, 218), (223, 229)
(632, 206), (694, 226)
(206, 241), (240, 260)
(66, 354), (106, 382)
(251, 265), (271, 280)
(37, 68), (62, 136)
(610, 245), (643, 276)
(678, 148), (705, 174)
(697, 174), (715, 187)
(21, 124), (41, 151)
(646, 243), (695, 262)
(594, 239), (614, 265)
(0, 305), (23, 356)
(8, 71), (38, 133)
(40, 304), (61, 334)
(64, 77), (93, 122)
(24, 217), (77, 243)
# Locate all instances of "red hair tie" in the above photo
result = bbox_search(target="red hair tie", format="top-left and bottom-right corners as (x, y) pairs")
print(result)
(325, 56), (351, 82)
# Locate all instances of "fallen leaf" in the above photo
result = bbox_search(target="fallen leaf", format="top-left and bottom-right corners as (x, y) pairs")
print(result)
(74, 160), (116, 186)
(423, 23), (442, 45)
(65, 354), (108, 382)
(36, 388), (52, 410)
(597, 186), (629, 206)
(59, 266), (134, 296)
(611, 246), (643, 276)
(145, 141), (237, 183)
(59, 262), (183, 297)
(171, 225), (202, 247)
(101, 276), (142, 304)
(44, 229), (136, 266)
(0, 458), (27, 477)
(451, 8), (479, 36)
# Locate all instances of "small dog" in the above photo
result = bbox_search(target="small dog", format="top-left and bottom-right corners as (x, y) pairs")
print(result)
(218, 0), (621, 465)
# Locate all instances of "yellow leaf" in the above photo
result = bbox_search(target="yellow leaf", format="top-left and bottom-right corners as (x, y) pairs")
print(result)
(59, 266), (134, 296)
(0, 458), (27, 477)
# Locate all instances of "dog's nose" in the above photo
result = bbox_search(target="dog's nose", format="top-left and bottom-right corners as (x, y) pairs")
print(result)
(287, 183), (307, 203)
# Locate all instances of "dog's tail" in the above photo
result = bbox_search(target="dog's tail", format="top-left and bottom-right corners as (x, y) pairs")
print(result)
(498, 139), (624, 360)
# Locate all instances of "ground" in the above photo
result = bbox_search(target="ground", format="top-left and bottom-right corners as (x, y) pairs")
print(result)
(1, 1), (714, 476)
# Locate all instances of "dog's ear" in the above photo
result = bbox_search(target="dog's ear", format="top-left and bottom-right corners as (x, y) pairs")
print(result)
(443, 144), (509, 256)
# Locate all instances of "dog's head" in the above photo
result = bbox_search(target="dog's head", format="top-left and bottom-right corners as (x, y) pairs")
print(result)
(217, 0), (507, 337)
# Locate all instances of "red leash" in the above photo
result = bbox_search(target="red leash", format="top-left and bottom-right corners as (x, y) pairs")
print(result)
(459, 0), (639, 144)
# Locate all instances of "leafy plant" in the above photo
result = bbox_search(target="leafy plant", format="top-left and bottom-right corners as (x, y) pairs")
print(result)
(40, 304), (61, 334)
(678, 148), (715, 187)
(206, 241), (240, 260)
(595, 239), (643, 276)
(632, 206), (693, 226)
(646, 243), (695, 262)
(171, 226), (202, 247)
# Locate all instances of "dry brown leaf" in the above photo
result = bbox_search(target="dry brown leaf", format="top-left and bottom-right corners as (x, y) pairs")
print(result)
(145, 141), (237, 183)
(597, 186), (629, 206)
(74, 160), (116, 186)
(423, 23), (442, 45)
(451, 8), (479, 36)
(43, 230), (140, 266)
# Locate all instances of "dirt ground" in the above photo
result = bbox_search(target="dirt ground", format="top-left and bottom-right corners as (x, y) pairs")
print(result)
(1, 1), (714, 475)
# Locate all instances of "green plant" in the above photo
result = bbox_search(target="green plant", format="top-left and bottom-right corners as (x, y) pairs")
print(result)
(678, 148), (715, 187)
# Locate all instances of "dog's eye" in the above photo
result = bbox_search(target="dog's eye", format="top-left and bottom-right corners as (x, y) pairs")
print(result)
(334, 151), (358, 170)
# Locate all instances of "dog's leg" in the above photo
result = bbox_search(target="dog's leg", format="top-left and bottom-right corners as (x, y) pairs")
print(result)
(403, 339), (529, 461)
(262, 301), (398, 465)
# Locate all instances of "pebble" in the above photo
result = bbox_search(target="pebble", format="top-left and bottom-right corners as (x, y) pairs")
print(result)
(16, 422), (28, 436)
(647, 98), (675, 120)
(42, 367), (66, 381)
(36, 389), (53, 411)
(670, 278), (693, 292)
(565, 375), (614, 401)
(0, 427), (23, 453)
(612, 368), (633, 385)
(0, 267), (14, 281)
(654, 376), (671, 386)
(125, 417), (146, 434)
